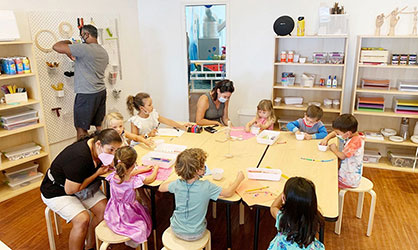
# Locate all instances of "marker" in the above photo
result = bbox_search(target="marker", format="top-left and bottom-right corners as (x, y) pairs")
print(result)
(150, 157), (171, 163)
(281, 174), (290, 180)
(173, 127), (180, 132)
(245, 186), (269, 192)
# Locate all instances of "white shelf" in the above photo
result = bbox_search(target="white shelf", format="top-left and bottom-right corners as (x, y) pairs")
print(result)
(273, 84), (342, 91)
(359, 35), (418, 39)
(0, 178), (42, 203)
(358, 64), (418, 69)
(364, 137), (418, 147)
(274, 62), (344, 67)
(0, 99), (40, 111)
(354, 109), (418, 119)
(364, 157), (416, 173)
(276, 35), (348, 39)
(356, 88), (418, 96)
(0, 123), (45, 138)
(0, 41), (33, 45)
(0, 73), (36, 81)
(274, 103), (340, 113)
(0, 151), (49, 171)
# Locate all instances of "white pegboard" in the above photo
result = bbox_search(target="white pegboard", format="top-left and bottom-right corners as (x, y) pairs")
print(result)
(28, 11), (122, 144)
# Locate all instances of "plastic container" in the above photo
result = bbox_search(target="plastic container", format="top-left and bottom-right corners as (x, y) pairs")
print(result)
(318, 14), (349, 35)
(8, 172), (43, 190)
(3, 142), (42, 161)
(4, 162), (39, 184)
(295, 132), (305, 140)
(313, 52), (327, 64)
(387, 151), (416, 168)
(332, 99), (340, 109)
(256, 130), (280, 145)
(363, 150), (381, 163)
(323, 98), (332, 108)
(212, 168), (224, 180)
(318, 143), (327, 152)
(0, 108), (38, 125)
(301, 73), (315, 87)
(247, 167), (281, 181)
(1, 117), (39, 130)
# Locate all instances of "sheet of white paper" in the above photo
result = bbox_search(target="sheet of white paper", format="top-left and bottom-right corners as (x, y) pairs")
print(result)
(157, 128), (185, 137)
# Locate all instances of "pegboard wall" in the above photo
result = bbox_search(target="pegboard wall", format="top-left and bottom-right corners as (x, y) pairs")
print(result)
(28, 11), (122, 144)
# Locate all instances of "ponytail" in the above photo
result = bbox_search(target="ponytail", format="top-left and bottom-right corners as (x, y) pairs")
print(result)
(115, 162), (128, 184)
(126, 92), (150, 116)
(113, 146), (138, 183)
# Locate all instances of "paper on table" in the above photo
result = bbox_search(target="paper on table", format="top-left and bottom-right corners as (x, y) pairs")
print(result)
(236, 179), (276, 206)
(137, 166), (174, 181)
(157, 128), (185, 137)
(230, 127), (256, 140)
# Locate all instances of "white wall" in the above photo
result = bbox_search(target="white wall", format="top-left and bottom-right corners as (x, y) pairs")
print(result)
(3, 0), (142, 159)
(137, 0), (418, 124)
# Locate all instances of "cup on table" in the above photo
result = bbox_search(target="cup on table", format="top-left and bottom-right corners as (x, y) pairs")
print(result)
(250, 126), (260, 135)
(318, 143), (328, 152)
(299, 57), (307, 63)
(295, 132), (305, 141)
(212, 168), (224, 181)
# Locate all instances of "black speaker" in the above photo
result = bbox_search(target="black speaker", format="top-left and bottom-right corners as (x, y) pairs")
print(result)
(273, 16), (295, 36)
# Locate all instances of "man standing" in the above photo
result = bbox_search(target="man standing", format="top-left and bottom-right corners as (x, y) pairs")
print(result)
(53, 25), (109, 140)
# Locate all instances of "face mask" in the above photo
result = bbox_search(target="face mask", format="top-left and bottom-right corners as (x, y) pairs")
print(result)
(336, 134), (348, 143)
(218, 96), (227, 103)
(98, 152), (114, 166)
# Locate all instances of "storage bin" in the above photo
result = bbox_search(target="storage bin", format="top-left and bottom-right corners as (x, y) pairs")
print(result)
(5, 92), (28, 104)
(363, 150), (381, 163)
(7, 172), (43, 190)
(3, 142), (42, 161)
(256, 130), (280, 145)
(387, 151), (417, 168)
(1, 117), (39, 130)
(0, 108), (38, 124)
(301, 73), (315, 87)
(4, 162), (39, 184)
(318, 14), (349, 35)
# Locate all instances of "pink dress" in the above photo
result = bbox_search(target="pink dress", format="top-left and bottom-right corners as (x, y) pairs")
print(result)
(256, 117), (274, 130)
(104, 172), (152, 243)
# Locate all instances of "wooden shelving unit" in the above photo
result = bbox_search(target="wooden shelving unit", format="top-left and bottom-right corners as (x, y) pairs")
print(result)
(351, 35), (418, 173)
(272, 35), (348, 126)
(0, 41), (50, 202)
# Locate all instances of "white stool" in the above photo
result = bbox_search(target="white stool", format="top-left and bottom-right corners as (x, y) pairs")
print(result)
(45, 207), (62, 250)
(335, 177), (377, 236)
(162, 227), (211, 250)
(95, 220), (148, 250)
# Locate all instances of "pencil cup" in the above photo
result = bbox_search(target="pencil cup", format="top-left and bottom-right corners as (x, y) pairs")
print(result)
(212, 168), (224, 181)
(296, 132), (304, 141)
(56, 90), (64, 98)
(318, 143), (328, 152)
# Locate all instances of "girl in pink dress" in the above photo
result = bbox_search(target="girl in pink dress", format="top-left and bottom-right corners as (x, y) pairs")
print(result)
(245, 99), (276, 133)
(104, 146), (159, 247)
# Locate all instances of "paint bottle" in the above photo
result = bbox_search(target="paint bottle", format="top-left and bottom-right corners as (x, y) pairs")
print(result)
(326, 75), (332, 88)
(22, 57), (31, 74)
(14, 57), (24, 74)
(332, 76), (337, 88)
(297, 16), (305, 36)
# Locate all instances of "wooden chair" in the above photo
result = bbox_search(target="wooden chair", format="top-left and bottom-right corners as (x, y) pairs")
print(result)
(45, 207), (62, 250)
(162, 227), (211, 250)
(95, 220), (148, 250)
(335, 177), (377, 236)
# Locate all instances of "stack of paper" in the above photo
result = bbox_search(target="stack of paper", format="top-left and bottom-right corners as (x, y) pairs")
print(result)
(361, 79), (390, 90)
(357, 97), (385, 112)
(393, 99), (418, 114)
(365, 131), (384, 141)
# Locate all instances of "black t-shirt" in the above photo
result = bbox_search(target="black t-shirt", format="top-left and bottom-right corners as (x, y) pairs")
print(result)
(40, 139), (98, 199)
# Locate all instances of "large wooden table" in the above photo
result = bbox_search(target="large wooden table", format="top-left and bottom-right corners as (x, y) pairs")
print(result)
(253, 132), (338, 249)
(106, 129), (338, 250)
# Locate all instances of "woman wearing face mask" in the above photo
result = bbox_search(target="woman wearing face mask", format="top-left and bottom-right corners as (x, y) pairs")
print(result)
(40, 129), (122, 250)
(195, 79), (235, 126)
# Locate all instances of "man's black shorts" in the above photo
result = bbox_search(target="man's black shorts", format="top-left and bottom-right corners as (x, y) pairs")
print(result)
(74, 90), (106, 131)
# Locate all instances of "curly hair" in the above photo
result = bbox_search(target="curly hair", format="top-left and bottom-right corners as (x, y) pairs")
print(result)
(175, 148), (207, 180)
